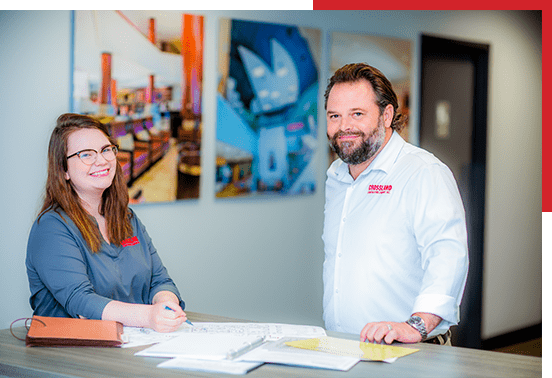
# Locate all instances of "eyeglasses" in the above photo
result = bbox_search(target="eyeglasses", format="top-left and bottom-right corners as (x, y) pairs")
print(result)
(67, 145), (119, 165)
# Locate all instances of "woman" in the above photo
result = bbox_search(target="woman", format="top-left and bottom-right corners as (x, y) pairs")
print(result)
(26, 113), (187, 332)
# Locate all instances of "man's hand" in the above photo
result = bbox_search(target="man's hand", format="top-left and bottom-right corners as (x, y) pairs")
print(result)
(360, 321), (423, 344)
(360, 313), (443, 344)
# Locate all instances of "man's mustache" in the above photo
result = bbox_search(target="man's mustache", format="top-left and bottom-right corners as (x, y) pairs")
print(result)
(328, 130), (365, 141)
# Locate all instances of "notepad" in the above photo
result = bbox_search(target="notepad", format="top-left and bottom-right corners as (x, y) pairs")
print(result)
(135, 333), (264, 360)
(25, 316), (125, 347)
(285, 336), (419, 361)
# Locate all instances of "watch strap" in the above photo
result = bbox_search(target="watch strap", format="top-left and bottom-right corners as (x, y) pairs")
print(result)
(406, 315), (428, 341)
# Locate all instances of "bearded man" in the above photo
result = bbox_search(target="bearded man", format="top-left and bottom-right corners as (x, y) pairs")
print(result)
(322, 63), (469, 345)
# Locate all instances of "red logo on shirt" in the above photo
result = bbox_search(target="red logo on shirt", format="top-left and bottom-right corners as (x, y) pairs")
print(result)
(368, 184), (392, 194)
(121, 236), (139, 247)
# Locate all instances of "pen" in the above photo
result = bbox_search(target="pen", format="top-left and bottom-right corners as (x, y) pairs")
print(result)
(226, 336), (266, 360)
(164, 306), (193, 326)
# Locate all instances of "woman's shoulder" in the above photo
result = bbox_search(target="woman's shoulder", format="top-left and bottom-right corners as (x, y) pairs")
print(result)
(27, 208), (85, 259)
(127, 208), (154, 239)
(127, 207), (147, 233)
(29, 208), (77, 240)
(127, 207), (140, 224)
(34, 207), (71, 229)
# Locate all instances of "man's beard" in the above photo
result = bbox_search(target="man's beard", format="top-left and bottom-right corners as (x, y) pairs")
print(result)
(329, 119), (386, 165)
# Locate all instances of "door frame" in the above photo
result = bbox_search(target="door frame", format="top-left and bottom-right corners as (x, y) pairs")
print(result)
(419, 34), (489, 349)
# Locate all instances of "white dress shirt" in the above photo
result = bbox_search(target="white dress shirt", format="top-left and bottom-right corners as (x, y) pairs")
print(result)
(323, 131), (469, 337)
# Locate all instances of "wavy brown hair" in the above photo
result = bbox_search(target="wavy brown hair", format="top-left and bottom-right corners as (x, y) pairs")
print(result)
(324, 63), (407, 132)
(38, 113), (133, 252)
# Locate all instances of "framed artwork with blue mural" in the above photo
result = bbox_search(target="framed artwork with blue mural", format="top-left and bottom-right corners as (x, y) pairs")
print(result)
(216, 18), (321, 198)
(72, 10), (204, 203)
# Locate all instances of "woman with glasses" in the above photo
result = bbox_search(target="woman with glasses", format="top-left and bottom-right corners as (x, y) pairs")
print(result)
(26, 113), (188, 332)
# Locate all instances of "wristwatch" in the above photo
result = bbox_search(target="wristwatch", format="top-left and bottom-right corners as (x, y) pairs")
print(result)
(406, 315), (428, 341)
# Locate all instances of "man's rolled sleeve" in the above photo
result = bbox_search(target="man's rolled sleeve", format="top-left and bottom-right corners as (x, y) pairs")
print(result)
(412, 293), (459, 325)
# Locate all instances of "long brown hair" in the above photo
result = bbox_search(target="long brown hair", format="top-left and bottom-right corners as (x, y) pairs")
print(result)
(324, 63), (407, 132)
(39, 113), (133, 252)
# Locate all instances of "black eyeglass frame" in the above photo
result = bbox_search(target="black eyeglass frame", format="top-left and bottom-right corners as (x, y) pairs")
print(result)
(66, 144), (119, 164)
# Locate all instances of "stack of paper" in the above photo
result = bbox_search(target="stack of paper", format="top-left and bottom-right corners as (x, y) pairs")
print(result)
(135, 333), (264, 360)
(124, 322), (326, 348)
(157, 358), (261, 375)
(236, 337), (359, 371)
(133, 322), (361, 375)
(136, 333), (264, 375)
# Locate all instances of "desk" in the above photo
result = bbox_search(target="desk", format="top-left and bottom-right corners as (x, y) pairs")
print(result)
(0, 312), (541, 378)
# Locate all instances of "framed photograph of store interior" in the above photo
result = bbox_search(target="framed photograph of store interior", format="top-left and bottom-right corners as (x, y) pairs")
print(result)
(329, 32), (412, 165)
(216, 18), (321, 198)
(72, 10), (204, 203)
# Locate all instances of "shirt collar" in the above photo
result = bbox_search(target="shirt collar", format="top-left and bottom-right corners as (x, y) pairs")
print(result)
(368, 131), (405, 174)
(333, 131), (405, 181)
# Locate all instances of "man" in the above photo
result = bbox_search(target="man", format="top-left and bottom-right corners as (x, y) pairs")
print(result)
(322, 63), (468, 345)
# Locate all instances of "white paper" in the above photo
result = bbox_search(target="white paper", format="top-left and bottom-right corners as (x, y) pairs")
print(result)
(158, 358), (262, 375)
(122, 325), (183, 348)
(236, 337), (360, 371)
(183, 322), (327, 341)
(135, 333), (264, 360)
(124, 322), (326, 348)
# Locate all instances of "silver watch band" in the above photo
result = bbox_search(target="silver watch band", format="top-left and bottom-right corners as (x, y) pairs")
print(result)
(406, 315), (428, 340)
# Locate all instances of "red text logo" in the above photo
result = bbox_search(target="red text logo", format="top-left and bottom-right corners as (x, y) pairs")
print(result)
(368, 184), (392, 194)
(121, 236), (140, 247)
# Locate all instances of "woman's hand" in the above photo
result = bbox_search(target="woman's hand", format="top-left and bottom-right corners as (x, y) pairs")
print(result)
(148, 301), (187, 333)
(101, 294), (188, 333)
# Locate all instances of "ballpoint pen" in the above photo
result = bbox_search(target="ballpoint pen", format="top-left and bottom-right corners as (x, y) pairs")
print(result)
(164, 306), (194, 326)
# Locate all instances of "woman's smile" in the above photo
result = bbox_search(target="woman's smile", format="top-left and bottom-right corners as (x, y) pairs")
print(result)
(90, 168), (110, 177)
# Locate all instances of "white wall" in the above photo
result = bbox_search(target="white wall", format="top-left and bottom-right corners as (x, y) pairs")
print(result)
(0, 10), (541, 341)
(0, 10), (72, 328)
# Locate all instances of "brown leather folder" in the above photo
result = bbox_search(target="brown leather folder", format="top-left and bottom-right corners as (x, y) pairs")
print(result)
(25, 316), (125, 347)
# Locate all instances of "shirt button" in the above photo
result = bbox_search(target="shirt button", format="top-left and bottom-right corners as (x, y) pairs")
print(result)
(338, 253), (342, 258)
(335, 289), (339, 294)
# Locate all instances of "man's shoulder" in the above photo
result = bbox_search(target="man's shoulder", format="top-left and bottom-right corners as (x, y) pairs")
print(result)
(397, 141), (445, 169)
(392, 142), (458, 191)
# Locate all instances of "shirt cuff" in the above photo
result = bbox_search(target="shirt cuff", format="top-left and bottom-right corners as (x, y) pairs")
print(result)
(412, 293), (460, 326)
(70, 294), (112, 320)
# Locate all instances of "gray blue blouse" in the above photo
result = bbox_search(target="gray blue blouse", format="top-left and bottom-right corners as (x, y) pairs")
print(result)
(26, 208), (185, 319)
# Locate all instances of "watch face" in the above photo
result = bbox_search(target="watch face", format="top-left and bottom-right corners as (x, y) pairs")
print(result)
(407, 316), (427, 339)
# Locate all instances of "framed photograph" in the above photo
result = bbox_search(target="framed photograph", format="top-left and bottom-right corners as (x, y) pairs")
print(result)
(72, 10), (204, 203)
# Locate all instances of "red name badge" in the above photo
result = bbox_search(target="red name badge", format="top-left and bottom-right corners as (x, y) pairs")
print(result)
(121, 236), (139, 247)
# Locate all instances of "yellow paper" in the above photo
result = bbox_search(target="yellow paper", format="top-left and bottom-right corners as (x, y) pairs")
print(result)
(285, 336), (418, 361)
